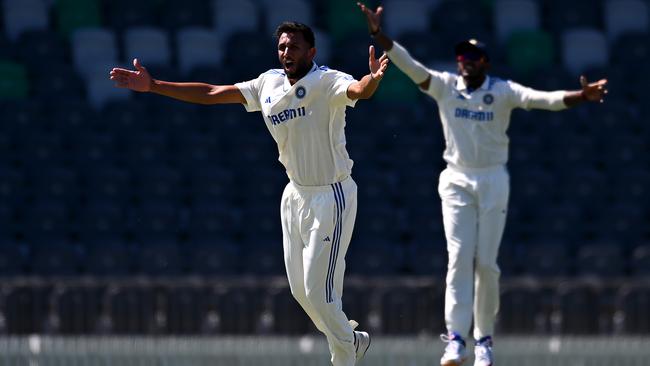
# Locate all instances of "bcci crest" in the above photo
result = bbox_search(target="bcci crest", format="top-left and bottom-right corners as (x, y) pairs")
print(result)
(296, 86), (306, 99)
(483, 93), (494, 105)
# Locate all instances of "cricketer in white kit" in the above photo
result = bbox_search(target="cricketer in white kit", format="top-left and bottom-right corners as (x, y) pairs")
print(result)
(110, 21), (388, 366)
(358, 3), (608, 366)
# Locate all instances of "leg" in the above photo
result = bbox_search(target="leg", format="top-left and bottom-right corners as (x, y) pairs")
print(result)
(439, 169), (478, 338)
(473, 169), (509, 340)
(281, 184), (328, 334)
(303, 181), (357, 366)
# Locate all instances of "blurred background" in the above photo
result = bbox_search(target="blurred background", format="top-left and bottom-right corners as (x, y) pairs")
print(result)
(0, 0), (649, 364)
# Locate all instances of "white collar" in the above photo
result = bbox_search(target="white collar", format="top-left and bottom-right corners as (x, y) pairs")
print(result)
(283, 62), (319, 91)
(456, 75), (491, 92)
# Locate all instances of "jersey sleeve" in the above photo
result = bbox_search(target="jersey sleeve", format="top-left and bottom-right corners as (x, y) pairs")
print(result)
(234, 74), (263, 112)
(422, 70), (454, 100)
(506, 80), (567, 111)
(328, 70), (358, 108)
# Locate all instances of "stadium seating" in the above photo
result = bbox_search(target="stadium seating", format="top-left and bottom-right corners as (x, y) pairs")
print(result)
(0, 0), (649, 337)
(493, 0), (540, 44)
(2, 0), (49, 42)
(603, 0), (649, 42)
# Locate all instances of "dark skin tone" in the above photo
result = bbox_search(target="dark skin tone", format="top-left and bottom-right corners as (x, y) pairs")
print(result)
(356, 2), (608, 106)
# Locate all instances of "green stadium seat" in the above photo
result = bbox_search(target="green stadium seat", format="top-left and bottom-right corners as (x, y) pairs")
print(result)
(373, 66), (420, 102)
(0, 61), (28, 99)
(55, 0), (101, 38)
(506, 30), (554, 76)
(327, 0), (377, 43)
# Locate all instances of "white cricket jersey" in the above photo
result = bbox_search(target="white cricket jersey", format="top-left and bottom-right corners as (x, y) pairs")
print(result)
(235, 63), (357, 186)
(423, 70), (567, 169)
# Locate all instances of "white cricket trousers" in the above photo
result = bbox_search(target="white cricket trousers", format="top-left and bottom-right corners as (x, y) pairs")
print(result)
(281, 177), (358, 366)
(438, 164), (509, 340)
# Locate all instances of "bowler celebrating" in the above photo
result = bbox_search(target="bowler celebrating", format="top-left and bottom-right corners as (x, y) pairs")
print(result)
(110, 21), (388, 366)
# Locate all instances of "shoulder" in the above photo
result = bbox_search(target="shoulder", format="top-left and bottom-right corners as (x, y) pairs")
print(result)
(259, 68), (285, 79)
(317, 65), (354, 81)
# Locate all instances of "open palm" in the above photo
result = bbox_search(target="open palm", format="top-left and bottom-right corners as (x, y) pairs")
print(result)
(369, 45), (389, 80)
(109, 58), (152, 92)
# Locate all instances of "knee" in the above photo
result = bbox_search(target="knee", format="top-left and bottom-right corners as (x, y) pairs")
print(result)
(305, 286), (328, 309)
(475, 260), (500, 277)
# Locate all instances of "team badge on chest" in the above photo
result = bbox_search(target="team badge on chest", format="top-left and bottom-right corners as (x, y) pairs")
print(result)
(483, 93), (494, 105)
(296, 86), (306, 99)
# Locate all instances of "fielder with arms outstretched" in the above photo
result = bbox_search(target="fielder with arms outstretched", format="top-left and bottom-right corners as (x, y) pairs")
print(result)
(357, 3), (607, 366)
(110, 21), (388, 366)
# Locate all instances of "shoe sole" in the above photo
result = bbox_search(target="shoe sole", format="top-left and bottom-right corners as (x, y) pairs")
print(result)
(440, 358), (467, 366)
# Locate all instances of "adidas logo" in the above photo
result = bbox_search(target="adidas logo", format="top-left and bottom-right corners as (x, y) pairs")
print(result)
(265, 96), (271, 103)
(323, 236), (330, 242)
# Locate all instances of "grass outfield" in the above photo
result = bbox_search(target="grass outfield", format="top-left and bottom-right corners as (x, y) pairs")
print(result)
(1, 336), (649, 365)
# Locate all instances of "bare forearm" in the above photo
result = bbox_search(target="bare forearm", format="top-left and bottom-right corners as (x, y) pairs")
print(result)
(371, 30), (394, 51)
(347, 74), (381, 100)
(150, 80), (244, 105)
(563, 90), (587, 108)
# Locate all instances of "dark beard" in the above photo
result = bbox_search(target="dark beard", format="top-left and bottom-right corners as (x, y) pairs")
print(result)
(287, 61), (312, 80)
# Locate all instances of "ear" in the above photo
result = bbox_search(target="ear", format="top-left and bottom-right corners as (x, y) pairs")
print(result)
(308, 47), (317, 61)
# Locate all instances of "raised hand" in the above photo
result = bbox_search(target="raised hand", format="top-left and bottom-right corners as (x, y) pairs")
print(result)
(369, 45), (389, 81)
(579, 75), (608, 103)
(109, 58), (152, 92)
(357, 2), (383, 34)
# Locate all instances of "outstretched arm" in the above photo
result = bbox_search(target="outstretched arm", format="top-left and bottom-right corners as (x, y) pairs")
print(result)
(347, 45), (389, 100)
(563, 76), (608, 107)
(357, 2), (432, 90)
(109, 58), (246, 105)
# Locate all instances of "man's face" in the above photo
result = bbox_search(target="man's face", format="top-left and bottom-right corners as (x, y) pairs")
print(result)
(456, 51), (488, 80)
(277, 32), (315, 79)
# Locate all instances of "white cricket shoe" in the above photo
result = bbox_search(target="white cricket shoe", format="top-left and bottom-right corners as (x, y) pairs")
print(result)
(473, 336), (493, 366)
(349, 320), (371, 361)
(440, 332), (467, 366)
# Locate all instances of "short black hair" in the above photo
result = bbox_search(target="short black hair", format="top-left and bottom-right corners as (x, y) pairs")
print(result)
(274, 21), (315, 48)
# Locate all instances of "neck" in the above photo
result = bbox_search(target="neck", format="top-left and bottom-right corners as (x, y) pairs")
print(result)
(288, 63), (313, 85)
(464, 74), (486, 90)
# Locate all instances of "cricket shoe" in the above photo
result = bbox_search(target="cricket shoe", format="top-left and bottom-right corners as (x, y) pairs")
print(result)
(473, 336), (493, 366)
(440, 332), (467, 366)
(349, 320), (371, 361)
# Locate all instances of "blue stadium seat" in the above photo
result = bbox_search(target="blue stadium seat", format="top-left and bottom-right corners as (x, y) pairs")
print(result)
(493, 0), (540, 44)
(0, 239), (27, 276)
(211, 0), (260, 42)
(544, 0), (602, 31)
(188, 239), (240, 275)
(2, 0), (49, 42)
(521, 240), (570, 278)
(30, 239), (82, 276)
(135, 239), (185, 277)
(159, 0), (211, 30)
(104, 0), (159, 30)
(382, 0), (433, 39)
(129, 202), (182, 243)
(575, 243), (626, 278)
(176, 27), (223, 76)
(187, 204), (238, 242)
(83, 240), (133, 277)
(346, 237), (403, 275)
(604, 0), (649, 42)
(630, 244), (650, 277)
